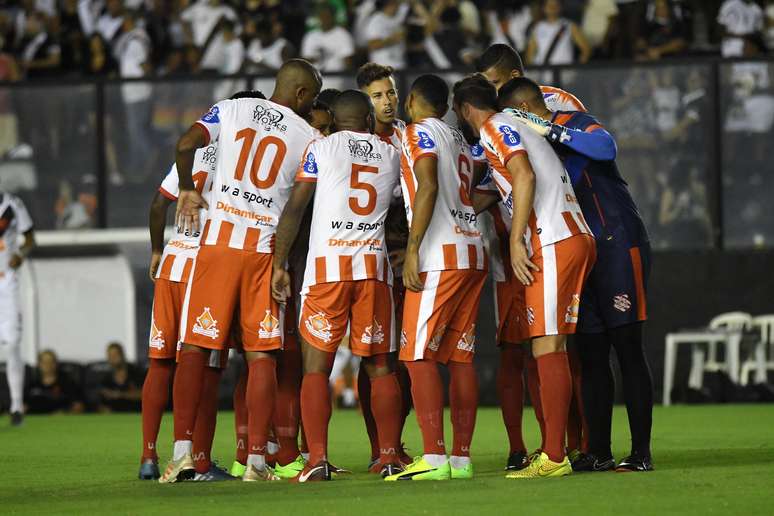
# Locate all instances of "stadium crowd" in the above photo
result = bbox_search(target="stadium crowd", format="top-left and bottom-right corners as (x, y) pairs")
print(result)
(0, 0), (772, 83)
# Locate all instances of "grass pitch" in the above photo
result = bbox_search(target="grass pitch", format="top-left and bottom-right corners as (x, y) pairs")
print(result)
(2, 405), (773, 515)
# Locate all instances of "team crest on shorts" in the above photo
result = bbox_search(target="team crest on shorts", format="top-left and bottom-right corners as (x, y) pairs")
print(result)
(259, 310), (282, 339)
(149, 321), (165, 349)
(526, 307), (535, 326)
(565, 294), (580, 324)
(361, 320), (384, 345)
(305, 312), (332, 342)
(193, 307), (220, 340)
(428, 324), (447, 352)
(456, 325), (476, 353)
(613, 294), (632, 313)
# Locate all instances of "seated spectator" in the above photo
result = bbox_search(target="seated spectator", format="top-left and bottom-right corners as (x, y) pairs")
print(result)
(18, 10), (61, 79)
(98, 342), (142, 412)
(636, 0), (688, 61)
(582, 0), (618, 56)
(180, 0), (238, 50)
(26, 350), (84, 414)
(301, 3), (355, 73)
(245, 18), (294, 73)
(717, 0), (765, 57)
(365, 0), (410, 70)
(526, 0), (592, 65)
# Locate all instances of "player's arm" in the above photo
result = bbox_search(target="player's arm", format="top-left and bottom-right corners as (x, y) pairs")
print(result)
(9, 230), (35, 270)
(403, 156), (438, 292)
(547, 125), (617, 161)
(570, 22), (592, 64)
(175, 124), (209, 233)
(506, 154), (540, 286)
(148, 192), (173, 281)
(471, 190), (499, 214)
(271, 181), (316, 303)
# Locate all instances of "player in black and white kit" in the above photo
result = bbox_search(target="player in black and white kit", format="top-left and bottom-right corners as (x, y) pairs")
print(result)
(0, 191), (35, 426)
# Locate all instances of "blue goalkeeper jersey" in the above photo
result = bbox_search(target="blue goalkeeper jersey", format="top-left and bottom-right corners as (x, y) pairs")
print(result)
(550, 110), (649, 246)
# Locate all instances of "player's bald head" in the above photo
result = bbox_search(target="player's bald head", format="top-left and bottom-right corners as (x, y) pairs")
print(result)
(332, 89), (374, 132)
(272, 59), (322, 117)
(498, 77), (545, 111)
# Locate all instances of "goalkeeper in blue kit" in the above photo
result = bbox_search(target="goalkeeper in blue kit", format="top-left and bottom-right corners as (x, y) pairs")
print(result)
(497, 77), (655, 473)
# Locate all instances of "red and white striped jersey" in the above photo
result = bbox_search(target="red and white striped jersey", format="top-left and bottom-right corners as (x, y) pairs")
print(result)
(540, 85), (586, 113)
(194, 98), (320, 253)
(401, 117), (486, 273)
(479, 111), (592, 256)
(296, 130), (400, 290)
(155, 144), (217, 282)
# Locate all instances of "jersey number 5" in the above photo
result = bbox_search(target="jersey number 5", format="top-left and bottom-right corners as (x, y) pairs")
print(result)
(349, 163), (378, 216)
(234, 129), (287, 188)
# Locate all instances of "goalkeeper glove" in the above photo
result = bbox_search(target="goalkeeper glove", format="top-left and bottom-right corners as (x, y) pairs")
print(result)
(505, 108), (570, 144)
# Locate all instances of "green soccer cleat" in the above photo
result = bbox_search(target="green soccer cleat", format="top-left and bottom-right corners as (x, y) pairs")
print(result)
(506, 452), (572, 479)
(274, 455), (306, 479)
(230, 461), (246, 478)
(451, 462), (474, 480)
(384, 457), (451, 481)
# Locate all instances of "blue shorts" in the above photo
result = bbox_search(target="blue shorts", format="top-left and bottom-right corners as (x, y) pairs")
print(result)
(577, 237), (650, 334)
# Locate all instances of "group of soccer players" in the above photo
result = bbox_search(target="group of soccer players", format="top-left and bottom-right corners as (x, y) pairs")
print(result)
(139, 42), (655, 483)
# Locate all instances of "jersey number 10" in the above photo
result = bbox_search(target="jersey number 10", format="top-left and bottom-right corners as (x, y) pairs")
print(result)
(234, 128), (287, 188)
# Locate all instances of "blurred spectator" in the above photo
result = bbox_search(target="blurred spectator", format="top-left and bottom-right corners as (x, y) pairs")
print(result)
(84, 33), (113, 76)
(767, 0), (774, 50)
(636, 0), (688, 60)
(58, 0), (87, 73)
(0, 29), (20, 154)
(365, 0), (409, 70)
(526, 0), (591, 65)
(425, 4), (478, 68)
(18, 10), (60, 79)
(609, 0), (645, 59)
(114, 11), (152, 181)
(55, 175), (97, 228)
(180, 0), (237, 49)
(245, 17), (294, 73)
(582, 0), (618, 55)
(94, 0), (125, 47)
(717, 0), (765, 57)
(484, 1), (538, 53)
(98, 342), (142, 412)
(26, 350), (85, 414)
(200, 19), (244, 74)
(301, 3), (354, 74)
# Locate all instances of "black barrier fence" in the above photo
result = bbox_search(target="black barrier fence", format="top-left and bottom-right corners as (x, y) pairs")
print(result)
(1, 57), (773, 248)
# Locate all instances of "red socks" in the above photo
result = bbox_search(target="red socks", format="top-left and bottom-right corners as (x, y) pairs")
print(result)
(357, 366), (380, 461)
(246, 357), (277, 458)
(525, 354), (546, 450)
(405, 360), (445, 455)
(497, 346), (526, 454)
(566, 346), (589, 453)
(233, 369), (248, 465)
(193, 366), (222, 473)
(370, 373), (402, 464)
(274, 345), (302, 466)
(449, 361), (478, 457)
(536, 351), (573, 463)
(141, 358), (174, 462)
(300, 372), (331, 465)
(172, 349), (208, 442)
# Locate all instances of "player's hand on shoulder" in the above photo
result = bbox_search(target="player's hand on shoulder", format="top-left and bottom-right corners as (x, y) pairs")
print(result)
(402, 250), (423, 292)
(271, 266), (291, 304)
(175, 189), (209, 234)
(149, 252), (162, 282)
(510, 238), (539, 286)
(8, 253), (23, 269)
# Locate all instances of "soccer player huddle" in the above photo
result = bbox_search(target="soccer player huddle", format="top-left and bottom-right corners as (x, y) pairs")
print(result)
(141, 43), (655, 484)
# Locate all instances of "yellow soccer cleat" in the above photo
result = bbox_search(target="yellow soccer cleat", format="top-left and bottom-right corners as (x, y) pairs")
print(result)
(158, 454), (195, 484)
(243, 464), (282, 482)
(384, 456), (451, 481)
(505, 452), (572, 479)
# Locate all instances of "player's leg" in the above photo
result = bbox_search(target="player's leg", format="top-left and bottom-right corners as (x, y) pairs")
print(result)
(191, 350), (231, 481)
(524, 352), (546, 453)
(357, 365), (380, 470)
(161, 246), (240, 483)
(273, 302), (304, 477)
(2, 286), (24, 426)
(231, 363), (248, 476)
(566, 342), (589, 461)
(498, 344), (527, 466)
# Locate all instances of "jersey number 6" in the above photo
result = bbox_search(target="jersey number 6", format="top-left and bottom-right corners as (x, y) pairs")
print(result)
(349, 163), (378, 216)
(234, 128), (287, 188)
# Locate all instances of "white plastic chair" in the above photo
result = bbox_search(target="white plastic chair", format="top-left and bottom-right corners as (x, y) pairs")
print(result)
(740, 315), (774, 386)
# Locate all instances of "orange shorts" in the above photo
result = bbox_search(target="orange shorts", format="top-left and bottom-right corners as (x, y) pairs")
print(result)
(181, 245), (283, 353)
(525, 234), (596, 338)
(494, 275), (529, 345)
(149, 277), (187, 360)
(400, 269), (486, 364)
(299, 279), (394, 356)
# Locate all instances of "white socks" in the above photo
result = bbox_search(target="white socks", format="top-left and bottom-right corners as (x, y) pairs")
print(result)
(423, 454), (448, 468)
(267, 441), (280, 455)
(6, 343), (24, 414)
(450, 456), (471, 469)
(173, 440), (192, 461)
(247, 454), (266, 470)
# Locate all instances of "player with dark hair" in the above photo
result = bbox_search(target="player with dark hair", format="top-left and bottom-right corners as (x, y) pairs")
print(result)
(271, 89), (403, 481)
(385, 74), (486, 482)
(498, 77), (654, 473)
(308, 100), (335, 136)
(454, 74), (596, 479)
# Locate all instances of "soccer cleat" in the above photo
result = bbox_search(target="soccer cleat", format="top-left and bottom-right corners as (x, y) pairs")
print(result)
(292, 461), (332, 483)
(138, 459), (160, 480)
(379, 463), (405, 479)
(505, 451), (528, 471)
(229, 461), (246, 478)
(368, 458), (381, 474)
(158, 454), (195, 483)
(527, 448), (543, 464)
(328, 462), (351, 476)
(10, 412), (23, 427)
(506, 452), (572, 479)
(274, 455), (306, 479)
(384, 457), (451, 481)
(243, 464), (281, 482)
(451, 462), (474, 480)
(398, 443), (412, 466)
(193, 463), (238, 481)
(571, 453), (616, 472)
(567, 449), (583, 464)
(616, 454), (654, 472)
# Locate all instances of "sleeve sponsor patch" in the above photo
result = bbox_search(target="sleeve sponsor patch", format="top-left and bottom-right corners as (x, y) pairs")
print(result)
(470, 142), (484, 158)
(499, 125), (521, 147)
(303, 152), (318, 175)
(201, 105), (220, 124)
(416, 131), (436, 150)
